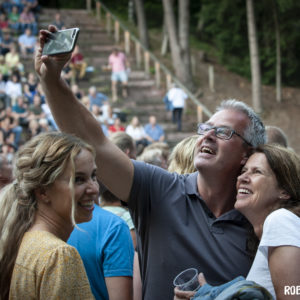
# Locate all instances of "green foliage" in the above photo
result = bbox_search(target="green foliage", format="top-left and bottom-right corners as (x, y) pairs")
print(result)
(55, 0), (300, 87)
(39, 0), (86, 9)
(197, 0), (300, 87)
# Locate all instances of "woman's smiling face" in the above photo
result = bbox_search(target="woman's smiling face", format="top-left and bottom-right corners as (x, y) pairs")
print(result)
(235, 152), (284, 218)
(44, 148), (99, 225)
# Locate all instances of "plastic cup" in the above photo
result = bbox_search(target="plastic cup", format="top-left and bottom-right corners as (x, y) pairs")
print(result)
(173, 268), (200, 291)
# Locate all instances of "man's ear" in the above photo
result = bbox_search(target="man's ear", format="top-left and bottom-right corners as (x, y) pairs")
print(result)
(34, 187), (49, 204)
(241, 146), (254, 166)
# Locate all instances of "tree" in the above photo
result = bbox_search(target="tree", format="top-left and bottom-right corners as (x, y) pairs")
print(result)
(272, 0), (281, 102)
(162, 0), (194, 90)
(246, 0), (262, 113)
(133, 0), (150, 49)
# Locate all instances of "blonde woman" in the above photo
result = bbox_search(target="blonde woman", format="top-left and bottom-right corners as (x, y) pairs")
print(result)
(168, 135), (198, 174)
(0, 132), (98, 299)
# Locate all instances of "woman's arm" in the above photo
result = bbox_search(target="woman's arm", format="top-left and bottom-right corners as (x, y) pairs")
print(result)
(269, 245), (300, 300)
(105, 276), (133, 300)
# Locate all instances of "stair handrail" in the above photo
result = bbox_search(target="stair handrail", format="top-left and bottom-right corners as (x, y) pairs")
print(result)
(87, 0), (212, 119)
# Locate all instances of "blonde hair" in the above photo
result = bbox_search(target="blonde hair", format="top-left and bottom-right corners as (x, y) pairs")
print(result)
(168, 135), (198, 174)
(0, 132), (94, 299)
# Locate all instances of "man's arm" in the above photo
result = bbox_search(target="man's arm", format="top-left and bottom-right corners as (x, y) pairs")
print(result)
(35, 26), (134, 201)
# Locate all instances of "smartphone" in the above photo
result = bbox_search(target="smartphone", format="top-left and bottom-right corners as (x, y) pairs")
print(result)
(42, 28), (80, 56)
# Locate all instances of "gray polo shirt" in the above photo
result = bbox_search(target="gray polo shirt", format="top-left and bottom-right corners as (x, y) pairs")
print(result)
(128, 160), (253, 300)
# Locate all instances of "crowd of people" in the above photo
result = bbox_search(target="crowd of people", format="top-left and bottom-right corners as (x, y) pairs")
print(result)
(0, 11), (299, 300)
(0, 0), (54, 163)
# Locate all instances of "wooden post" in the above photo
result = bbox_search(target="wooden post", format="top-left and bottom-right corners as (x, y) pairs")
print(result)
(86, 0), (91, 12)
(155, 62), (161, 87)
(114, 21), (120, 43)
(208, 65), (215, 92)
(96, 1), (101, 21)
(197, 106), (203, 123)
(106, 12), (112, 35)
(135, 41), (141, 68)
(191, 54), (196, 76)
(144, 51), (150, 75)
(124, 31), (130, 54)
(166, 74), (172, 90)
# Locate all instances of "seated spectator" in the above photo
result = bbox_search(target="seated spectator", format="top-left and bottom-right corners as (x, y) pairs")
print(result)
(8, 5), (20, 33)
(61, 62), (72, 85)
(137, 143), (168, 169)
(0, 28), (14, 56)
(41, 102), (58, 130)
(19, 5), (37, 34)
(0, 132), (96, 299)
(110, 131), (137, 160)
(2, 106), (23, 147)
(0, 142), (15, 163)
(38, 118), (51, 132)
(126, 116), (148, 149)
(0, 12), (9, 31)
(0, 153), (12, 189)
(12, 95), (29, 127)
(11, 0), (24, 12)
(26, 71), (38, 94)
(99, 101), (115, 125)
(0, 115), (15, 147)
(266, 125), (289, 148)
(5, 42), (24, 75)
(88, 85), (108, 111)
(28, 94), (45, 121)
(27, 118), (40, 137)
(23, 82), (34, 104)
(71, 84), (84, 100)
(0, 0), (12, 15)
(24, 0), (40, 14)
(5, 72), (22, 105)
(18, 27), (36, 57)
(53, 12), (65, 30)
(36, 82), (45, 103)
(0, 73), (10, 109)
(0, 55), (9, 80)
(108, 117), (125, 136)
(70, 45), (87, 83)
(144, 115), (165, 143)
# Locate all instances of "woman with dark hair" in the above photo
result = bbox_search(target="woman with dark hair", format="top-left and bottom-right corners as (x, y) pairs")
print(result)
(175, 144), (300, 300)
(0, 132), (98, 299)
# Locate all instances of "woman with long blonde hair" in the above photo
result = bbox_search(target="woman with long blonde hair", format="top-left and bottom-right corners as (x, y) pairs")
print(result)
(0, 132), (98, 299)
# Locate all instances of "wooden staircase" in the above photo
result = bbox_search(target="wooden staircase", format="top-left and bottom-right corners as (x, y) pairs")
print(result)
(38, 8), (199, 147)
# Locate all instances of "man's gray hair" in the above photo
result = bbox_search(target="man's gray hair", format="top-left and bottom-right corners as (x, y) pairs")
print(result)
(216, 99), (266, 147)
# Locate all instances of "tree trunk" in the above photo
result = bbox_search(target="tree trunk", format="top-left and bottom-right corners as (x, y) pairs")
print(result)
(161, 20), (169, 56)
(246, 0), (262, 113)
(134, 0), (150, 49)
(272, 0), (282, 103)
(162, 0), (194, 89)
(178, 0), (192, 81)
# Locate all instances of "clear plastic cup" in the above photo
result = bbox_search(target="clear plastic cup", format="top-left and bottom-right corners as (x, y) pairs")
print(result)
(173, 268), (200, 291)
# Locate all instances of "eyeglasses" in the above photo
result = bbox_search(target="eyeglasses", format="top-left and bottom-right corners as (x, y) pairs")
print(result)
(197, 123), (252, 146)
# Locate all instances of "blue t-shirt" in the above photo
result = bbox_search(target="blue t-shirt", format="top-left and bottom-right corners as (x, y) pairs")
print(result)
(89, 92), (108, 109)
(144, 123), (164, 141)
(68, 205), (134, 300)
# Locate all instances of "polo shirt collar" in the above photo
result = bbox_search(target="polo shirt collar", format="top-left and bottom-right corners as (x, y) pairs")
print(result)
(184, 171), (249, 224)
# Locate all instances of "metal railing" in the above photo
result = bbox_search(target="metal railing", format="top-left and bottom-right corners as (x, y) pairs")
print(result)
(86, 0), (212, 120)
